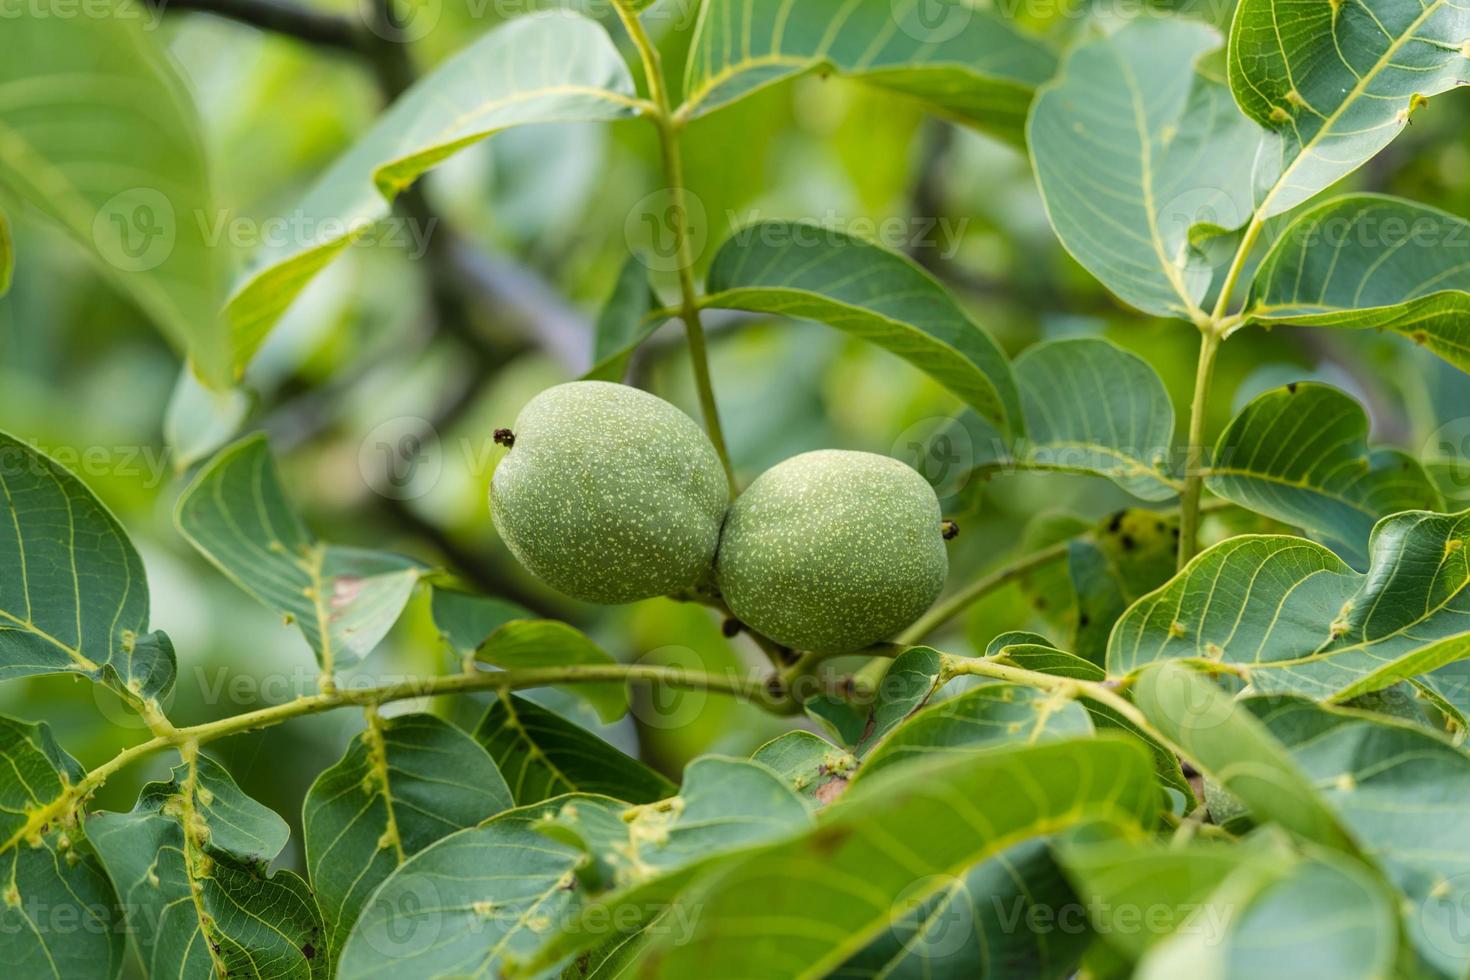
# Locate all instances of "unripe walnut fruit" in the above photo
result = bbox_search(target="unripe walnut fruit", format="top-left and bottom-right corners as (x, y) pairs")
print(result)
(490, 381), (728, 604)
(715, 450), (948, 654)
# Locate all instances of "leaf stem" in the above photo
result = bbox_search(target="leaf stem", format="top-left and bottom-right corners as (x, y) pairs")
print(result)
(615, 5), (737, 491)
(900, 540), (1073, 644)
(1177, 324), (1222, 569)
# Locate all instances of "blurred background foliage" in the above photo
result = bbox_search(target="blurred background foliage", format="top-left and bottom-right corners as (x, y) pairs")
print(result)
(2, 0), (1467, 873)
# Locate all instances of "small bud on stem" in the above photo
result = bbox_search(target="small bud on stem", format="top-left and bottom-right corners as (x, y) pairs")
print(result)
(493, 429), (516, 448)
(941, 520), (960, 541)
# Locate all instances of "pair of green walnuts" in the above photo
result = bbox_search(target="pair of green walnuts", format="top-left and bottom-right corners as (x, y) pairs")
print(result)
(490, 381), (952, 654)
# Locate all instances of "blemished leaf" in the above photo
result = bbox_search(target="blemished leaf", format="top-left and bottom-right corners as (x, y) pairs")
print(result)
(476, 620), (629, 723)
(473, 692), (674, 804)
(1133, 664), (1355, 851)
(429, 587), (532, 661)
(586, 255), (661, 382)
(830, 838), (1090, 980)
(1012, 339), (1180, 501)
(0, 5), (229, 385)
(703, 226), (1023, 436)
(680, 0), (1058, 145)
(855, 682), (1093, 782)
(175, 435), (424, 675)
(1028, 18), (1258, 319)
(805, 647), (947, 753)
(1109, 513), (1470, 701)
(225, 11), (640, 373)
(340, 757), (811, 979)
(1248, 195), (1470, 371)
(90, 752), (325, 979)
(0, 715), (125, 980)
(750, 731), (857, 808)
(0, 432), (175, 703)
(1246, 696), (1470, 976)
(1205, 383), (1442, 565)
(1069, 509), (1181, 666)
(629, 737), (1159, 978)
(303, 713), (513, 961)
(1227, 0), (1470, 221)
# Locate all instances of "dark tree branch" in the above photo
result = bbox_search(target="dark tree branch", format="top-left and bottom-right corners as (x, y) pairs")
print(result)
(148, 0), (364, 50)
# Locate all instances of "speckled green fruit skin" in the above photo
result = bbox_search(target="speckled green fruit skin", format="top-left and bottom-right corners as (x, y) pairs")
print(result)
(490, 381), (728, 604)
(716, 450), (948, 654)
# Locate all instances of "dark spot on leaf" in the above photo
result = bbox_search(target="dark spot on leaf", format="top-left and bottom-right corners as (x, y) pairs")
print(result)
(1107, 511), (1125, 532)
(1287, 382), (1298, 394)
(1120, 534), (1136, 551)
(810, 824), (853, 856)
(1078, 614), (1091, 627)
(815, 777), (849, 805)
(302, 943), (315, 960)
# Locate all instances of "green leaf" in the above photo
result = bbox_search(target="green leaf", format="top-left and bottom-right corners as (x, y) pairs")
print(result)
(90, 752), (325, 979)
(473, 692), (674, 804)
(704, 226), (1022, 435)
(303, 713), (513, 961)
(990, 636), (1193, 800)
(1248, 195), (1470, 371)
(0, 432), (175, 703)
(164, 368), (250, 473)
(0, 6), (228, 385)
(0, 209), (11, 297)
(1061, 833), (1396, 976)
(1246, 696), (1470, 976)
(340, 757), (811, 978)
(0, 715), (125, 980)
(831, 838), (1090, 980)
(1205, 383), (1442, 565)
(1134, 664), (1355, 850)
(1012, 339), (1180, 501)
(681, 0), (1058, 145)
(805, 647), (947, 753)
(855, 683), (1093, 782)
(750, 731), (857, 808)
(429, 587), (532, 661)
(1069, 509), (1181, 665)
(1227, 0), (1470, 221)
(586, 255), (660, 382)
(476, 620), (629, 724)
(224, 11), (639, 372)
(1028, 18), (1259, 319)
(1109, 513), (1470, 701)
(630, 737), (1159, 978)
(176, 436), (424, 674)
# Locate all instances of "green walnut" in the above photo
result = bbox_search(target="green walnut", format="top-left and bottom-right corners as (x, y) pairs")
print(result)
(490, 381), (728, 604)
(716, 450), (949, 654)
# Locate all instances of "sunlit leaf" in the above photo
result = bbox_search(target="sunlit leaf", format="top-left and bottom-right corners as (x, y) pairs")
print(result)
(0, 715), (124, 980)
(176, 435), (424, 675)
(1110, 512), (1470, 700)
(831, 838), (1090, 980)
(225, 11), (640, 372)
(1248, 195), (1470, 372)
(855, 682), (1093, 782)
(681, 0), (1058, 145)
(303, 713), (513, 962)
(473, 692), (673, 804)
(90, 753), (325, 979)
(630, 737), (1159, 978)
(1029, 18), (1258, 318)
(1228, 0), (1470, 220)
(0, 5), (228, 384)
(0, 433), (175, 703)
(703, 227), (1022, 435)
(1205, 383), (1442, 564)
